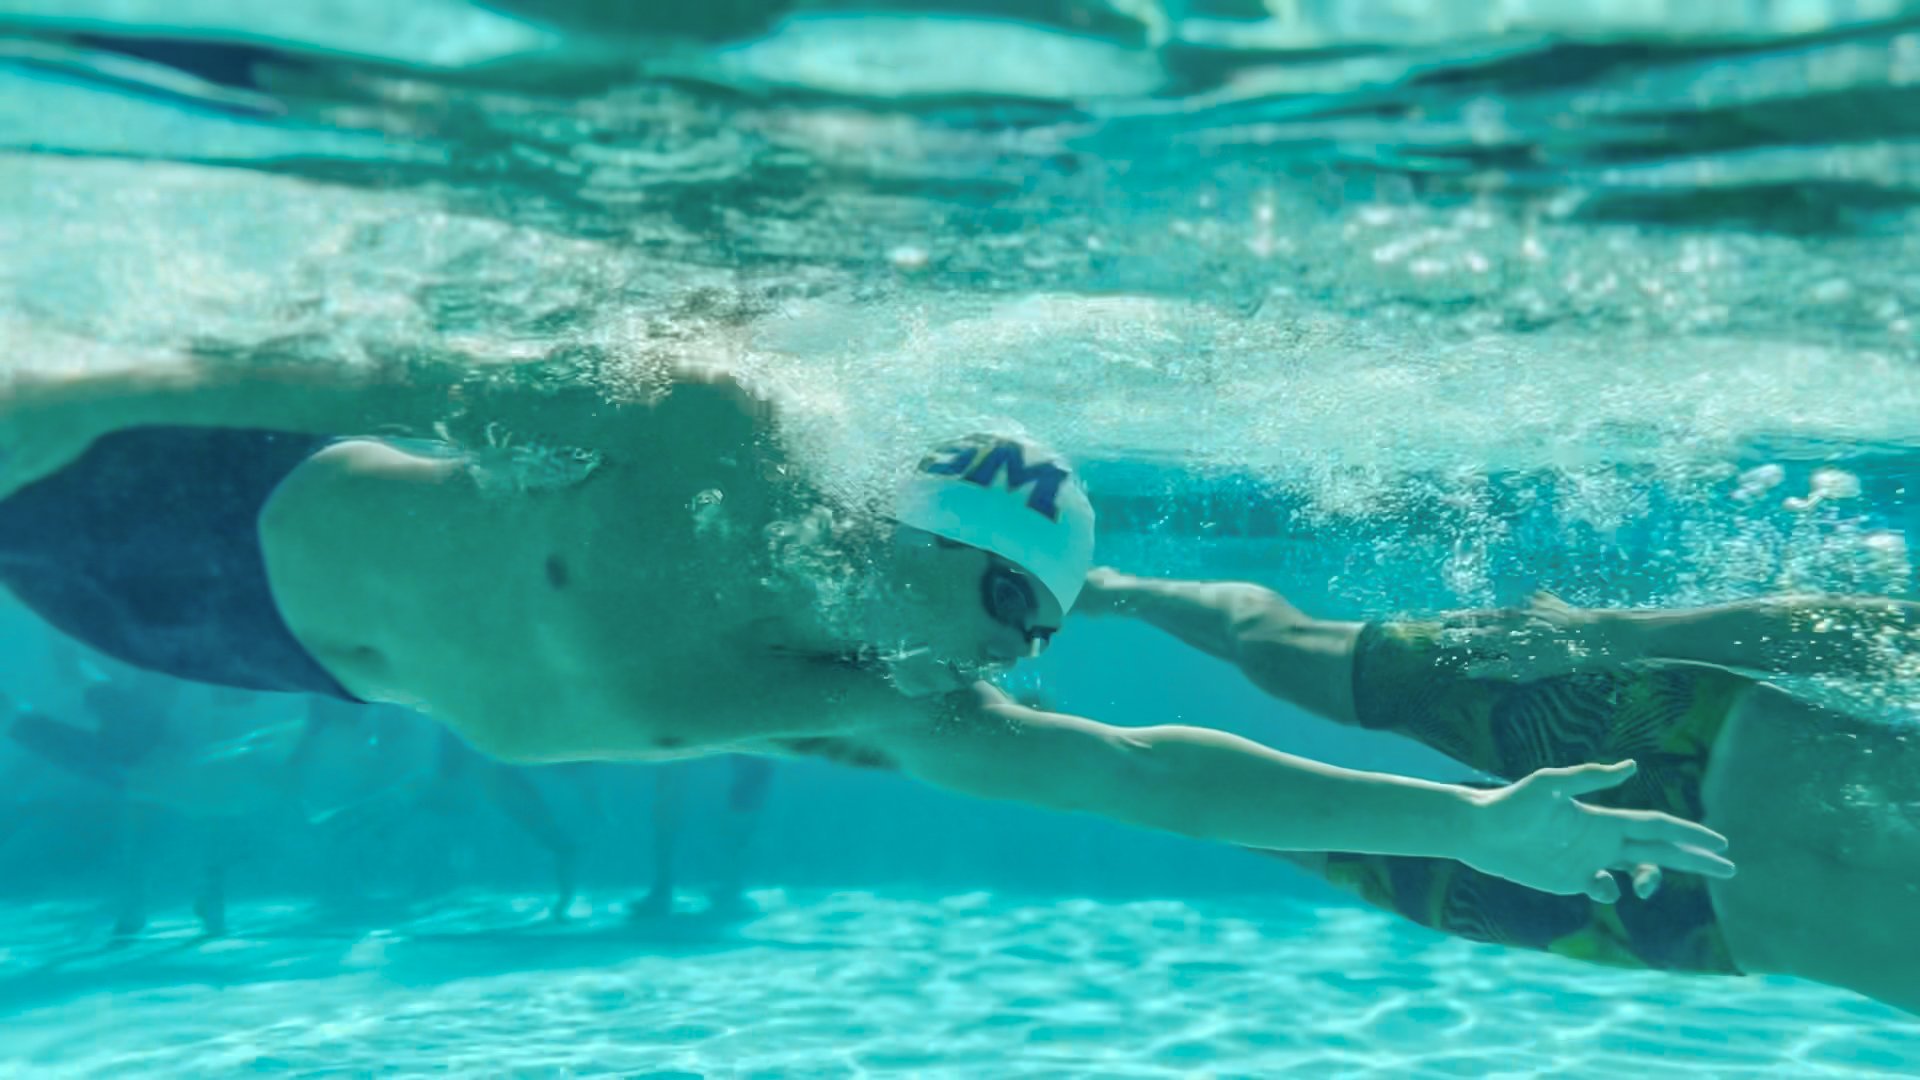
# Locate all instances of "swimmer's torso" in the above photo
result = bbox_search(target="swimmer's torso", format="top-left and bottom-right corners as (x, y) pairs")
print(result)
(259, 397), (901, 762)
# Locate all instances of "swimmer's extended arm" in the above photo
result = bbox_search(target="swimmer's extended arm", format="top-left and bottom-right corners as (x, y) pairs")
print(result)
(859, 686), (1733, 901)
(1075, 568), (1365, 725)
(1574, 594), (1920, 677)
(1425, 592), (1920, 681)
(1082, 566), (1920, 686)
(8, 351), (557, 438)
(1, 355), (775, 496)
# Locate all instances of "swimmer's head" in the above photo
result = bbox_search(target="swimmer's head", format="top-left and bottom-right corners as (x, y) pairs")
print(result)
(888, 433), (1095, 667)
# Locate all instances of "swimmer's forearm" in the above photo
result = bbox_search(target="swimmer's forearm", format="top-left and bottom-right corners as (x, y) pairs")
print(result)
(1601, 596), (1920, 676)
(1078, 569), (1363, 725)
(37, 356), (481, 440)
(885, 703), (1485, 860)
(1084, 724), (1488, 857)
(28, 354), (602, 444)
(1076, 569), (1265, 660)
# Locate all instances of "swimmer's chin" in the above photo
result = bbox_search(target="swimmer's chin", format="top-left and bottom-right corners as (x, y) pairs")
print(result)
(881, 646), (1005, 697)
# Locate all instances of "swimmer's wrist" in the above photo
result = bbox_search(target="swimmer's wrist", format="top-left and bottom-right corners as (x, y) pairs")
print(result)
(1079, 567), (1164, 618)
(1443, 785), (1499, 862)
(1075, 568), (1130, 617)
(1585, 610), (1648, 664)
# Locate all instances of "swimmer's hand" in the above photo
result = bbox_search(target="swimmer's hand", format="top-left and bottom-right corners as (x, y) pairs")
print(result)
(1464, 759), (1733, 903)
(1073, 567), (1129, 616)
(1451, 593), (1638, 682)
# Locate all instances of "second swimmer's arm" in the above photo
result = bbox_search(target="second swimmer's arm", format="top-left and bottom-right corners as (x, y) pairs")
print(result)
(1076, 568), (1366, 726)
(1586, 595), (1920, 677)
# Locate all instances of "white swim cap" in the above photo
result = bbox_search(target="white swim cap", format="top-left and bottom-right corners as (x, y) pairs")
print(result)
(894, 434), (1096, 613)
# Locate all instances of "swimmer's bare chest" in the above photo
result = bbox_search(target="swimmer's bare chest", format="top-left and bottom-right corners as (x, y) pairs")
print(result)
(261, 439), (906, 763)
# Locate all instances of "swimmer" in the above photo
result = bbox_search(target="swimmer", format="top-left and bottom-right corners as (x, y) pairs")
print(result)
(1078, 570), (1920, 1013)
(0, 360), (1731, 901)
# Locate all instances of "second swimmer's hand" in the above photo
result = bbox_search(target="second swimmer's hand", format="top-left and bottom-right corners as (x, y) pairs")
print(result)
(1073, 567), (1129, 617)
(1450, 593), (1637, 682)
(1460, 760), (1734, 902)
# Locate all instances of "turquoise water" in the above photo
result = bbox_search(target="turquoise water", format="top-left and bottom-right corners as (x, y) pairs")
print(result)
(1, 894), (1911, 1076)
(4, 1), (1920, 1075)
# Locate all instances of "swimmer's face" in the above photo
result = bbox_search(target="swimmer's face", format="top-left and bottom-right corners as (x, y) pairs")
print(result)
(891, 529), (1065, 668)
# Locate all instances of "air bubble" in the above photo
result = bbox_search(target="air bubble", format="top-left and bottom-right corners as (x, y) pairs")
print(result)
(1732, 464), (1784, 502)
(1810, 468), (1861, 500)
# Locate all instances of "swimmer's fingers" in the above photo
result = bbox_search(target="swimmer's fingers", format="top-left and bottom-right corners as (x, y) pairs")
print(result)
(1543, 759), (1638, 796)
(1525, 591), (1580, 621)
(1452, 597), (1607, 681)
(1597, 860), (1658, 895)
(1631, 864), (1663, 899)
(1584, 870), (1621, 904)
(1617, 808), (1730, 853)
(1584, 861), (1666, 903)
(1616, 840), (1735, 881)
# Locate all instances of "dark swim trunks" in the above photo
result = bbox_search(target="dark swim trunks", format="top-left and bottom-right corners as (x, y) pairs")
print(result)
(0, 426), (359, 701)
(1283, 620), (1748, 975)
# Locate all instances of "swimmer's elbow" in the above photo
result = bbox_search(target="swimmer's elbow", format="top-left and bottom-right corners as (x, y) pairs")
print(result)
(1004, 718), (1170, 820)
(1095, 728), (1229, 838)
(1224, 588), (1316, 645)
(889, 712), (1222, 841)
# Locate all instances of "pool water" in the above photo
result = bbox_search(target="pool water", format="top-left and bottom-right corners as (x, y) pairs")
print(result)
(1, 892), (1913, 1078)
(3, 0), (1920, 1075)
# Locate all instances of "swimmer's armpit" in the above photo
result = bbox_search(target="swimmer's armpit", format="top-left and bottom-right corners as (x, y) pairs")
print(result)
(863, 686), (1494, 856)
(769, 736), (898, 772)
(757, 685), (1019, 772)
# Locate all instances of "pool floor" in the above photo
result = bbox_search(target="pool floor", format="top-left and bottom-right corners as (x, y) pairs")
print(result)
(0, 890), (1909, 1077)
